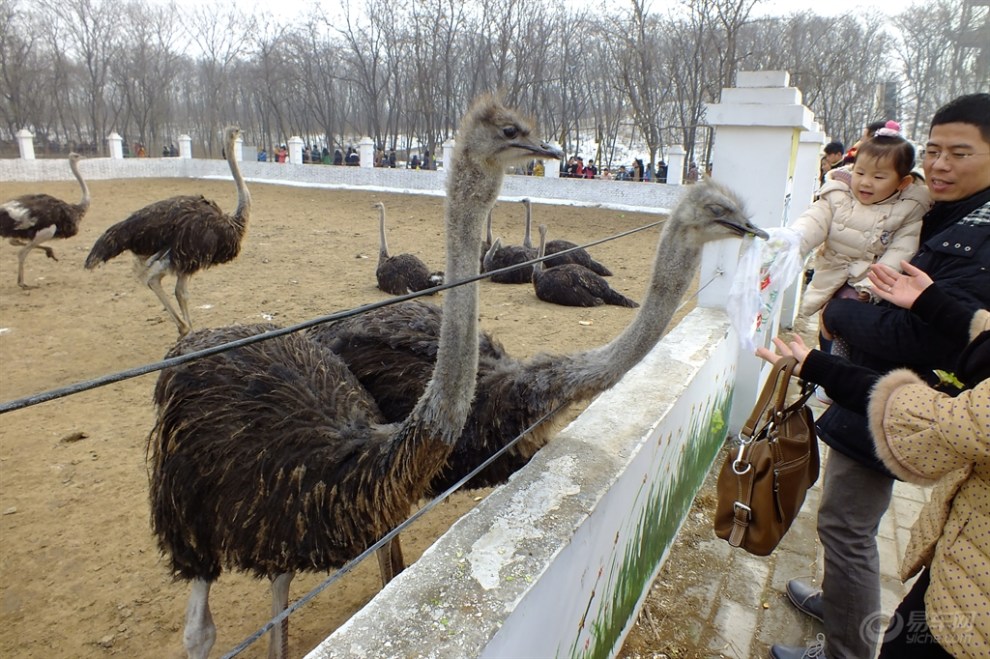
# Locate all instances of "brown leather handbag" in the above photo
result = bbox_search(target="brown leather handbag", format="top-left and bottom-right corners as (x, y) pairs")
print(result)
(714, 356), (820, 556)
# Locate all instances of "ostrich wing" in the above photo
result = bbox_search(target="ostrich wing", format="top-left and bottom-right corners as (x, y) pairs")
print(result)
(1, 194), (80, 236)
(151, 324), (406, 579)
(308, 300), (507, 423)
(86, 195), (239, 270)
(535, 265), (638, 307)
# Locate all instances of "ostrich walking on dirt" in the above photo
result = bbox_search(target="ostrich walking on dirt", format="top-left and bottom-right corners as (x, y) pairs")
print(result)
(520, 198), (613, 275)
(84, 126), (249, 336)
(311, 180), (767, 581)
(148, 97), (561, 659)
(0, 152), (90, 288)
(531, 223), (638, 307)
(374, 201), (443, 295)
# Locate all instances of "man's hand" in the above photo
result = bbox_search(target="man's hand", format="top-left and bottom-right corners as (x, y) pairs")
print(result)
(868, 261), (933, 309)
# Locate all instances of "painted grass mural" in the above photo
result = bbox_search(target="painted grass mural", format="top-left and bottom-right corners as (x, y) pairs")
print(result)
(566, 369), (735, 659)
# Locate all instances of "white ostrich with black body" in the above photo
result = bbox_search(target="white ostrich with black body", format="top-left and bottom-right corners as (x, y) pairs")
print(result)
(0, 152), (90, 288)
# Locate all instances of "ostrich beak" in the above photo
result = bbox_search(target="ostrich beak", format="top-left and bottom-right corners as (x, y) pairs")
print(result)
(717, 218), (769, 240)
(511, 140), (563, 161)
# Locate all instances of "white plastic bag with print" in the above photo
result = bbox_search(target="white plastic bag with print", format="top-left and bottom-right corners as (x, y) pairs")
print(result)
(727, 227), (804, 352)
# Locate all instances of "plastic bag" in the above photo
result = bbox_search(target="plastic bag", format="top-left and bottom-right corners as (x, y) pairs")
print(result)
(727, 227), (804, 352)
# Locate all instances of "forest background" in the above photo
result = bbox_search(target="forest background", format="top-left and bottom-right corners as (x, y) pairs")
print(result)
(0, 0), (987, 175)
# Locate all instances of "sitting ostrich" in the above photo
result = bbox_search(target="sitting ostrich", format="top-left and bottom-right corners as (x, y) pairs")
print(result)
(310, 180), (767, 581)
(84, 126), (249, 336)
(0, 152), (90, 288)
(148, 96), (561, 659)
(531, 223), (638, 307)
(374, 201), (443, 295)
(481, 203), (537, 283)
(521, 197), (613, 275)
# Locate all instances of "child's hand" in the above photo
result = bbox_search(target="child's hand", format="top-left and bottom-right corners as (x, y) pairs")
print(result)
(755, 335), (811, 375)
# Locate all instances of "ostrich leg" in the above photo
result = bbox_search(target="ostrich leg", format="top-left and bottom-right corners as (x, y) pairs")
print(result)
(174, 273), (194, 335)
(375, 537), (406, 587)
(183, 578), (216, 659)
(269, 572), (294, 659)
(141, 257), (191, 336)
(15, 225), (56, 288)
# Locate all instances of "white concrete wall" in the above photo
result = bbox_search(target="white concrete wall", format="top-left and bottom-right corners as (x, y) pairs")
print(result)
(0, 157), (686, 213)
(307, 307), (740, 658)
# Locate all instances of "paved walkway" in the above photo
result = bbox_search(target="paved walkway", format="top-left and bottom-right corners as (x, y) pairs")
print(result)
(685, 396), (929, 658)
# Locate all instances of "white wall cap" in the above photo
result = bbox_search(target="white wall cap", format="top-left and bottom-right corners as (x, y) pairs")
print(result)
(736, 70), (790, 87)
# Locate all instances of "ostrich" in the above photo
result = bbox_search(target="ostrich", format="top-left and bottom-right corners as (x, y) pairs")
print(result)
(148, 96), (562, 659)
(309, 180), (767, 580)
(520, 198), (613, 275)
(531, 224), (638, 308)
(373, 201), (443, 295)
(84, 126), (249, 337)
(0, 152), (90, 288)
(481, 204), (537, 283)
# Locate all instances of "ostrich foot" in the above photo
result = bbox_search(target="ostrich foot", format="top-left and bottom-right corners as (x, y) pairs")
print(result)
(17, 280), (37, 290)
(44, 249), (58, 261)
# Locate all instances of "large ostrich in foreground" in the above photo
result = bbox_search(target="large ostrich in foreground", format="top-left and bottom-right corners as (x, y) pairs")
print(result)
(531, 223), (638, 307)
(373, 201), (443, 295)
(148, 97), (561, 659)
(84, 126), (249, 336)
(310, 180), (767, 580)
(0, 152), (90, 288)
(521, 197), (613, 275)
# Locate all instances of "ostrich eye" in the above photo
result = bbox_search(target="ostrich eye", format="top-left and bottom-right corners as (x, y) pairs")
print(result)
(502, 125), (519, 139)
(706, 204), (727, 218)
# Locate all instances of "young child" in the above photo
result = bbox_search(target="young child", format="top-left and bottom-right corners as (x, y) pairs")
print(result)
(790, 122), (931, 362)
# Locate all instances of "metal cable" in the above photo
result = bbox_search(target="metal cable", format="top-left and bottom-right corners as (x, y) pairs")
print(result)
(0, 220), (663, 415)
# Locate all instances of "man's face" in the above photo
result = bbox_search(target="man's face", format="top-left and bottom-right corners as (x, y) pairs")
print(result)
(824, 151), (843, 166)
(923, 122), (990, 202)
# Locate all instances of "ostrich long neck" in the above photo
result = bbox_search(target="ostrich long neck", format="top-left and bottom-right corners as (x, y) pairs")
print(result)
(378, 207), (390, 259)
(392, 149), (493, 450)
(555, 215), (703, 394)
(71, 158), (90, 212)
(226, 142), (250, 234)
(522, 201), (533, 249)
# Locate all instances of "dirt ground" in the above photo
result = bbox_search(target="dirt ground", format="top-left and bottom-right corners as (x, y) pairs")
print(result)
(0, 175), (712, 658)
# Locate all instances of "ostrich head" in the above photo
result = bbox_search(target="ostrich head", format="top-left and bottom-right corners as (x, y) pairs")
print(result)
(448, 96), (561, 209)
(672, 179), (767, 241)
(68, 152), (83, 164)
(223, 125), (240, 147)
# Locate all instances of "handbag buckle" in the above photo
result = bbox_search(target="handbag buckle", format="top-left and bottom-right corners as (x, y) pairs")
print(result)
(732, 441), (751, 475)
(733, 501), (752, 515)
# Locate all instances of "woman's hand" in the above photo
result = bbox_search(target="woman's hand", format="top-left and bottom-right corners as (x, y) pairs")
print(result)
(868, 261), (933, 309)
(755, 334), (811, 376)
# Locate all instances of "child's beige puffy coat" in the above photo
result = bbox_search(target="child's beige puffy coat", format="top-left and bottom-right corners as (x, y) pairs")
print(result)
(791, 176), (930, 315)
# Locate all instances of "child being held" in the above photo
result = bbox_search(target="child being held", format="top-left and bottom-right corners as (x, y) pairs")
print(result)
(791, 123), (931, 355)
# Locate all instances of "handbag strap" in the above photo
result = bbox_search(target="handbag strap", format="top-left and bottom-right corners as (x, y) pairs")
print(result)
(740, 356), (799, 441)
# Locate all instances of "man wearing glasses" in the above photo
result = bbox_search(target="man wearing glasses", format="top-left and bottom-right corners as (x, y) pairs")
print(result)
(771, 93), (990, 659)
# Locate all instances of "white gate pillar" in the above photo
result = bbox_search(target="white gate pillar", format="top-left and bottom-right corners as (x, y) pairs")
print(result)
(702, 70), (817, 430)
(543, 142), (562, 178)
(778, 123), (827, 329)
(233, 132), (244, 162)
(288, 136), (303, 164)
(179, 135), (192, 159)
(108, 132), (124, 159)
(442, 138), (455, 172)
(666, 145), (686, 186)
(358, 136), (374, 168)
(16, 129), (35, 160)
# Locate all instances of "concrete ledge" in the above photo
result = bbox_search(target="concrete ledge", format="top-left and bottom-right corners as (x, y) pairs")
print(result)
(307, 306), (739, 658)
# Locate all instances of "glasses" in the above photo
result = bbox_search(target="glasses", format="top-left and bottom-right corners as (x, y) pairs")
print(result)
(923, 149), (990, 164)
